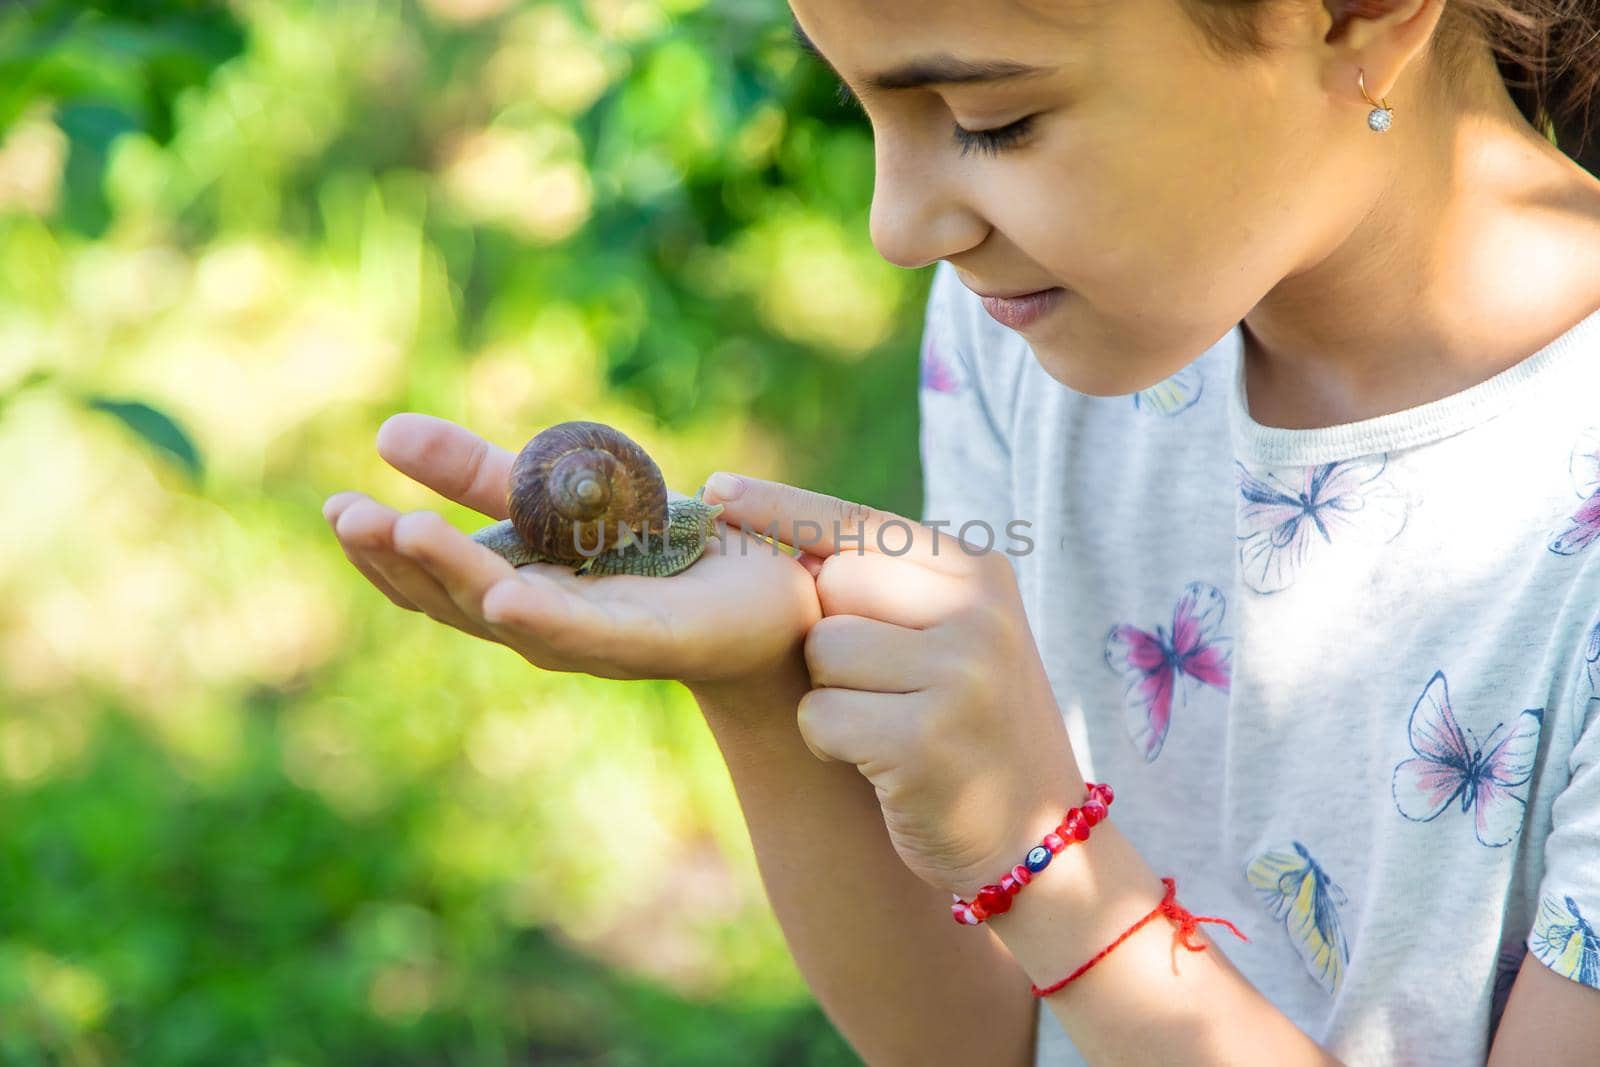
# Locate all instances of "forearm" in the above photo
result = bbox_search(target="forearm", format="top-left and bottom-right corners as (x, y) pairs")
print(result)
(978, 798), (1345, 1067)
(691, 661), (1038, 1067)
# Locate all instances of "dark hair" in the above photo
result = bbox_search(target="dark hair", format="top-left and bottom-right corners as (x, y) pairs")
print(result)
(1181, 0), (1600, 174)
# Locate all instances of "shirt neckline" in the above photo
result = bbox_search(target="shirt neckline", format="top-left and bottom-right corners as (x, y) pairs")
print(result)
(1227, 303), (1600, 466)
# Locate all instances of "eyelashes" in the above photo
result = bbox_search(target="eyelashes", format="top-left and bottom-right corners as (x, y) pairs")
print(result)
(951, 115), (1036, 157)
(831, 77), (1037, 158)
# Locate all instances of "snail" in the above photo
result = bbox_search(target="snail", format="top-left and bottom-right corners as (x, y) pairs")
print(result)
(468, 420), (724, 577)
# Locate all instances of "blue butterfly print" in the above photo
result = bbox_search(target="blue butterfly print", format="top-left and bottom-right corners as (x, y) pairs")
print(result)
(1391, 671), (1542, 847)
(1234, 456), (1407, 594)
(1133, 365), (1202, 416)
(1530, 893), (1600, 988)
(1245, 841), (1350, 995)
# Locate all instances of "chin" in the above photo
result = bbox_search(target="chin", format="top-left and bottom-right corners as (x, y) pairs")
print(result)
(1028, 319), (1221, 398)
(1028, 345), (1151, 398)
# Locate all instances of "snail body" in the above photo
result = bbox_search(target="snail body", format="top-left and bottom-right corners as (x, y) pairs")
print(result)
(469, 420), (722, 577)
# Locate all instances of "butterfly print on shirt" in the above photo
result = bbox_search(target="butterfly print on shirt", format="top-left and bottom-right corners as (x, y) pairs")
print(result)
(1550, 425), (1600, 555)
(1391, 670), (1542, 848)
(918, 336), (963, 395)
(1235, 456), (1408, 594)
(1104, 582), (1232, 763)
(1530, 893), (1600, 989)
(1133, 365), (1202, 416)
(1245, 841), (1351, 996)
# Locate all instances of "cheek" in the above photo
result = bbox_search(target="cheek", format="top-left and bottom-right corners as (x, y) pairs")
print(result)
(990, 132), (1302, 394)
(1009, 89), (1321, 337)
(1019, 28), (1319, 303)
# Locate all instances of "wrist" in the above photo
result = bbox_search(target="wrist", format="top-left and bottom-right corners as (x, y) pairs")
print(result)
(948, 768), (1091, 901)
(983, 819), (1166, 984)
(683, 653), (811, 721)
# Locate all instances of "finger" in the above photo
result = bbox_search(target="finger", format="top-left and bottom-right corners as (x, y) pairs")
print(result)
(324, 492), (411, 608)
(334, 498), (498, 639)
(797, 687), (918, 766)
(702, 472), (981, 576)
(805, 614), (927, 693)
(391, 508), (522, 623)
(376, 413), (517, 521)
(797, 551), (826, 579)
(814, 552), (971, 629)
(479, 568), (680, 679)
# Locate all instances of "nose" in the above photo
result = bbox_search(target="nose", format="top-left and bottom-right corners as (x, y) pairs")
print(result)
(867, 135), (986, 270)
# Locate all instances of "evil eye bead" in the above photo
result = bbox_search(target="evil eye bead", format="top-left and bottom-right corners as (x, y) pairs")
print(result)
(1025, 845), (1053, 872)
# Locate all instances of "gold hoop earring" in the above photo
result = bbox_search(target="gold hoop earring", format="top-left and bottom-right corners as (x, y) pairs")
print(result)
(1359, 69), (1394, 133)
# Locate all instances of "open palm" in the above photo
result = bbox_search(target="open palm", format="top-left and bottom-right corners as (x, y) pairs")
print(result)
(324, 413), (821, 686)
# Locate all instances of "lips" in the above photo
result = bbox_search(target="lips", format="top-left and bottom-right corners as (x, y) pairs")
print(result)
(976, 287), (1065, 331)
(972, 286), (1054, 299)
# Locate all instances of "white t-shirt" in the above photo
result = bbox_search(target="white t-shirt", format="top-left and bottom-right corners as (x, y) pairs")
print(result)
(915, 260), (1600, 1067)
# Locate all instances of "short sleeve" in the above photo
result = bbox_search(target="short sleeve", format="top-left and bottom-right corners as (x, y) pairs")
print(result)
(916, 261), (1015, 532)
(1525, 624), (1600, 991)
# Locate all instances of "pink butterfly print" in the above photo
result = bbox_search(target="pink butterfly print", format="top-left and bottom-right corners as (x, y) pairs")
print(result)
(1235, 456), (1407, 594)
(1104, 582), (1232, 762)
(1550, 426), (1600, 555)
(1391, 671), (1541, 848)
(919, 337), (963, 394)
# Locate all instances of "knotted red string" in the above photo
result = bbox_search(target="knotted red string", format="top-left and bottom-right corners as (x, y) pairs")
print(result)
(1031, 877), (1249, 997)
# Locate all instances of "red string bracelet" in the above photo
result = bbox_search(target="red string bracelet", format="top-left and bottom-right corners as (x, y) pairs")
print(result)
(1030, 876), (1250, 998)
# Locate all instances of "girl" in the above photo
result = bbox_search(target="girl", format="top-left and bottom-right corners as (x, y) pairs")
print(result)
(324, 0), (1600, 1063)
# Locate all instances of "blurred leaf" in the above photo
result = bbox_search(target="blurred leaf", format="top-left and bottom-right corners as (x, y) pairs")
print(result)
(0, 2), (246, 140)
(81, 394), (203, 482)
(55, 101), (137, 235)
(0, 0), (919, 1061)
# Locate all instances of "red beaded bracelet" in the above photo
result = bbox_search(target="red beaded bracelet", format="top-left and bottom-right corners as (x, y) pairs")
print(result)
(950, 781), (1114, 926)
(1030, 876), (1249, 998)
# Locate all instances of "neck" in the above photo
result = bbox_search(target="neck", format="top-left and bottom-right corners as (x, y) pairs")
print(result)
(1241, 43), (1600, 431)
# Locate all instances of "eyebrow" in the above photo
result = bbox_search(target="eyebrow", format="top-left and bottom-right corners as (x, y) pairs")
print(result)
(790, 17), (1058, 97)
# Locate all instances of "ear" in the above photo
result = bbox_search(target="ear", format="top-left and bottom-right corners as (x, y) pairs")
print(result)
(1315, 0), (1449, 104)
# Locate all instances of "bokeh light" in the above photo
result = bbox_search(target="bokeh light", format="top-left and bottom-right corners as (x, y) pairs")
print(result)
(0, 1), (926, 1062)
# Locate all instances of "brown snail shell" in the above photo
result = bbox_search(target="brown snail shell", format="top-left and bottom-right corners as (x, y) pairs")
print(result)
(506, 420), (670, 563)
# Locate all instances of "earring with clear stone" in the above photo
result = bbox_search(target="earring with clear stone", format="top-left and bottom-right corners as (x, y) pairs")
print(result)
(1359, 68), (1394, 132)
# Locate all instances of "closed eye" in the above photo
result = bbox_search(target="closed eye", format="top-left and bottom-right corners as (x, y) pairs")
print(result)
(827, 69), (1037, 158)
(952, 115), (1037, 157)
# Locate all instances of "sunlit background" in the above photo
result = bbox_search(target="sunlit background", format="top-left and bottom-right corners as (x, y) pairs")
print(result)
(0, 1), (931, 1062)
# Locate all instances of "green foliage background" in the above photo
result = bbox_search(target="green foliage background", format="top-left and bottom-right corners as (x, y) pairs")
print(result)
(0, 0), (932, 1062)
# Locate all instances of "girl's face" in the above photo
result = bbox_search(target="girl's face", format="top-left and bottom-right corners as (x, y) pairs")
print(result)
(792, 0), (1395, 394)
